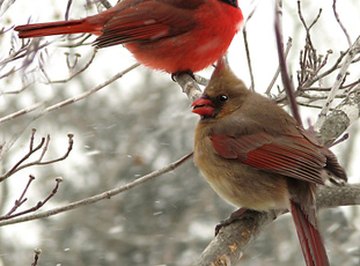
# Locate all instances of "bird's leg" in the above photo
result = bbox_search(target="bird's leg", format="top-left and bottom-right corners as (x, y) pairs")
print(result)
(215, 207), (248, 236)
(215, 208), (280, 236)
(171, 70), (195, 82)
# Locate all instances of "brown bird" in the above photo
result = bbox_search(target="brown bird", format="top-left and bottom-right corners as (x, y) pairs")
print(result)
(192, 59), (347, 266)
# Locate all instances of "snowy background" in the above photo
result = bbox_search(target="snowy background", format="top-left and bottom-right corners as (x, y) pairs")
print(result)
(0, 0), (359, 265)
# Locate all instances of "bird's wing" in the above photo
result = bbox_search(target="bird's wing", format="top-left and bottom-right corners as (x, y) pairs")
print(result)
(210, 130), (326, 185)
(93, 1), (198, 47)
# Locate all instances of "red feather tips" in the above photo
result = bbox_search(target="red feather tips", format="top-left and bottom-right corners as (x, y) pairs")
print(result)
(192, 97), (215, 117)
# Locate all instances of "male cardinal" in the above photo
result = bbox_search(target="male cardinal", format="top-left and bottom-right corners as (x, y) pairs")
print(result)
(14, 0), (243, 74)
(192, 60), (347, 266)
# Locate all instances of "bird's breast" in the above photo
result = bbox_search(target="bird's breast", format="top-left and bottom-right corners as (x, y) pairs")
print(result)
(194, 132), (290, 211)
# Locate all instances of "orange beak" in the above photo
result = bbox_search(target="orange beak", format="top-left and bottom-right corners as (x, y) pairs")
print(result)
(192, 97), (215, 117)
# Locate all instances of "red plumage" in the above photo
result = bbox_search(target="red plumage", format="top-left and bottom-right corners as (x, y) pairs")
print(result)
(14, 0), (243, 73)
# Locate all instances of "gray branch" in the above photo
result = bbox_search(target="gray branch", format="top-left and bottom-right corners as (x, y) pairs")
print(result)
(192, 184), (360, 266)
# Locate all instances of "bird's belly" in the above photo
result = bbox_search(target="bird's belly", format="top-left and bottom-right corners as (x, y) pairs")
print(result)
(205, 170), (289, 210)
(125, 25), (236, 73)
(195, 151), (290, 211)
(126, 37), (227, 73)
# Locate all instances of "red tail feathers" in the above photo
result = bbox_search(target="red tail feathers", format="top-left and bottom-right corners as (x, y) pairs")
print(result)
(14, 19), (101, 38)
(290, 200), (329, 266)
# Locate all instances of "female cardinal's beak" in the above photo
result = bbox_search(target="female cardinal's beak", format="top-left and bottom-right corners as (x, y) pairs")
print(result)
(192, 97), (215, 117)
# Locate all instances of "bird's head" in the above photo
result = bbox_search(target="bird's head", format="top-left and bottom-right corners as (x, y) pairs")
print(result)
(192, 59), (249, 120)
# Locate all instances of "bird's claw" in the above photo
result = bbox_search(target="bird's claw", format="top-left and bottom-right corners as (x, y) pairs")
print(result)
(215, 207), (248, 236)
(171, 70), (195, 82)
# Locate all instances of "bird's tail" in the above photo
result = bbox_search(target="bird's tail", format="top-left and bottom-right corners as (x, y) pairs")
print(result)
(14, 19), (100, 38)
(290, 200), (329, 266)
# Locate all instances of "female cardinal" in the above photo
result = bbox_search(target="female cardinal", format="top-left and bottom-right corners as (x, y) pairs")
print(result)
(192, 59), (347, 266)
(14, 0), (243, 74)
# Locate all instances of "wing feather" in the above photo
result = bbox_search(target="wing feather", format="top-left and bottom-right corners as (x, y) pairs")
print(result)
(210, 131), (326, 184)
(94, 2), (196, 47)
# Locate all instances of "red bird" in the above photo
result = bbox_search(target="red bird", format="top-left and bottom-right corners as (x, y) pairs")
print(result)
(14, 0), (243, 74)
(192, 60), (347, 266)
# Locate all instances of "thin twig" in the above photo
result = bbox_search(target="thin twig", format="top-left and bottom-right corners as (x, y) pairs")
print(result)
(266, 37), (292, 95)
(0, 177), (63, 221)
(0, 131), (73, 182)
(44, 50), (97, 84)
(332, 0), (351, 46)
(31, 249), (42, 266)
(65, 0), (73, 20)
(241, 6), (257, 91)
(0, 63), (140, 125)
(242, 29), (255, 91)
(274, 1), (302, 125)
(314, 36), (360, 131)
(0, 152), (193, 226)
(45, 63), (140, 113)
(3, 175), (36, 217)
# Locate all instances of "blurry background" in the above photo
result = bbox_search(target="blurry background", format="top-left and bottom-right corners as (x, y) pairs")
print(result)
(0, 0), (359, 265)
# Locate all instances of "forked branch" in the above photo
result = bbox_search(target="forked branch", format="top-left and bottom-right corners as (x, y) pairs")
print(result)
(0, 129), (73, 182)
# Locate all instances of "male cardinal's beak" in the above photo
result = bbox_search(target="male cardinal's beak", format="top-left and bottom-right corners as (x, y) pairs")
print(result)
(192, 97), (215, 117)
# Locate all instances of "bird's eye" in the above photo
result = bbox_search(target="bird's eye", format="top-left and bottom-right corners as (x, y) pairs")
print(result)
(217, 95), (228, 102)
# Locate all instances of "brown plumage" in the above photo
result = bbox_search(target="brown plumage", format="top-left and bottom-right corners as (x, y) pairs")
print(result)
(192, 59), (347, 266)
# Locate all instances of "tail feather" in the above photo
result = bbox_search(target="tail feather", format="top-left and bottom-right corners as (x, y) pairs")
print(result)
(14, 19), (101, 38)
(290, 200), (329, 266)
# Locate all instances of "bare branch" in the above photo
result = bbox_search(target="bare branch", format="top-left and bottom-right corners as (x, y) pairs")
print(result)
(318, 86), (360, 146)
(193, 74), (209, 87)
(0, 152), (193, 226)
(0, 102), (43, 124)
(44, 63), (140, 113)
(31, 248), (42, 266)
(242, 29), (255, 91)
(58, 34), (93, 47)
(43, 50), (97, 84)
(0, 177), (63, 220)
(65, 0), (73, 21)
(266, 37), (292, 95)
(0, 63), (140, 125)
(192, 184), (360, 266)
(3, 175), (35, 217)
(0, 130), (73, 182)
(314, 36), (360, 131)
(274, 1), (302, 125)
(297, 1), (322, 34)
(174, 73), (202, 102)
(332, 0), (351, 46)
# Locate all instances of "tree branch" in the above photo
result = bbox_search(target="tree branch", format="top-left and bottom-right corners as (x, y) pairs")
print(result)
(0, 63), (140, 125)
(318, 86), (360, 146)
(314, 36), (360, 131)
(192, 184), (360, 266)
(0, 130), (73, 182)
(0, 152), (193, 226)
(274, 0), (302, 125)
(174, 73), (202, 102)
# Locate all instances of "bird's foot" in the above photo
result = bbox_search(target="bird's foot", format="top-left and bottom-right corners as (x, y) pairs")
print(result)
(215, 207), (248, 236)
(215, 209), (279, 236)
(171, 70), (195, 82)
